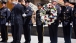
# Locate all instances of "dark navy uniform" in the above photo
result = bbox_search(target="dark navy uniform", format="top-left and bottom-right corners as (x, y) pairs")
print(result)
(10, 3), (24, 43)
(46, 7), (58, 43)
(36, 3), (44, 43)
(61, 6), (72, 43)
(22, 3), (33, 43)
(0, 1), (10, 42)
(73, 5), (76, 39)
(7, 2), (17, 43)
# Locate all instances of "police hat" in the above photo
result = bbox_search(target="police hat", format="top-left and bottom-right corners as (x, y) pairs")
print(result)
(37, 3), (44, 7)
(1, 1), (6, 4)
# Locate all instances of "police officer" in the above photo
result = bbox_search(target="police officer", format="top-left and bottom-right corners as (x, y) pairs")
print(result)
(46, 3), (58, 43)
(22, 0), (33, 43)
(0, 1), (10, 42)
(60, 2), (72, 43)
(73, 4), (76, 39)
(52, 1), (62, 23)
(8, 1), (18, 43)
(10, 0), (24, 43)
(36, 3), (44, 43)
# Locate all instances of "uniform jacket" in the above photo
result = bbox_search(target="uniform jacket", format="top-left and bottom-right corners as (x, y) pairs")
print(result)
(23, 5), (33, 25)
(10, 3), (24, 25)
(36, 10), (43, 25)
(61, 6), (72, 22)
(0, 7), (10, 24)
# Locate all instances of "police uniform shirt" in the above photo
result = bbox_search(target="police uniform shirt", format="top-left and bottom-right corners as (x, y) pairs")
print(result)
(0, 7), (10, 24)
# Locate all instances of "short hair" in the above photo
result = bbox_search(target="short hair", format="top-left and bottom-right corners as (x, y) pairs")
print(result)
(18, 0), (22, 2)
(37, 3), (44, 7)
(52, 1), (57, 3)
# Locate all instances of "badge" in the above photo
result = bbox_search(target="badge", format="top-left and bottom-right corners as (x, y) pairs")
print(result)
(27, 10), (29, 11)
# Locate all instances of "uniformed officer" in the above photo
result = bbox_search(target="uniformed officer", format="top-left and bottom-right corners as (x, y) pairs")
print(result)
(60, 2), (72, 43)
(8, 1), (18, 43)
(52, 1), (61, 23)
(73, 4), (76, 39)
(0, 1), (10, 42)
(10, 0), (24, 43)
(46, 3), (58, 43)
(36, 3), (44, 43)
(22, 0), (33, 43)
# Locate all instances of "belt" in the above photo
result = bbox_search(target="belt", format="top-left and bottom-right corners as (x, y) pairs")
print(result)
(0, 16), (5, 18)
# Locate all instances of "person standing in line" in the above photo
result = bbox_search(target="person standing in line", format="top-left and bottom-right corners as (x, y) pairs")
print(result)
(7, 1), (18, 43)
(36, 3), (45, 43)
(21, 0), (33, 43)
(46, 3), (58, 43)
(60, 2), (72, 43)
(10, 0), (24, 43)
(0, 1), (10, 42)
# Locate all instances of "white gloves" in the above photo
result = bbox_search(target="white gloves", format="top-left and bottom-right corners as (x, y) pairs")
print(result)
(22, 13), (26, 17)
(5, 22), (11, 26)
(6, 22), (9, 26)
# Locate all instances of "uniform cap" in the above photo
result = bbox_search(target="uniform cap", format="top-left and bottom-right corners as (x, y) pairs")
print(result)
(1, 1), (6, 4)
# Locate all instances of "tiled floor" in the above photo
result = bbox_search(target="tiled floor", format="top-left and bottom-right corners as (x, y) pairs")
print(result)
(0, 35), (76, 43)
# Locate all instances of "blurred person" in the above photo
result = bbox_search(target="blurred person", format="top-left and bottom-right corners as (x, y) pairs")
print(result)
(0, 1), (10, 42)
(60, 1), (72, 43)
(36, 3), (45, 43)
(7, 1), (18, 43)
(46, 3), (58, 43)
(10, 0), (24, 43)
(52, 1), (61, 24)
(22, 0), (33, 43)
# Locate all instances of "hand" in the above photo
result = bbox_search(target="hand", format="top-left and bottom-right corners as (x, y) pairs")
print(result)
(8, 23), (11, 26)
(22, 13), (26, 17)
(5, 22), (9, 26)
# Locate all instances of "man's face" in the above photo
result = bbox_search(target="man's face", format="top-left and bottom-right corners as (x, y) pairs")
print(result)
(1, 4), (6, 7)
(25, 2), (29, 6)
(64, 2), (69, 6)
(38, 6), (42, 9)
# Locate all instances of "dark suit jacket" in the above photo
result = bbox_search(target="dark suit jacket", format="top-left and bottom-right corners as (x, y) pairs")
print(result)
(10, 3), (24, 25)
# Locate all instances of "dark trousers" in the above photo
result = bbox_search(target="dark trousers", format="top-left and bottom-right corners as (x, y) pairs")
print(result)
(11, 25), (15, 41)
(0, 24), (8, 41)
(23, 24), (31, 42)
(73, 23), (76, 39)
(36, 24), (43, 43)
(48, 22), (58, 43)
(12, 23), (23, 43)
(62, 22), (71, 43)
